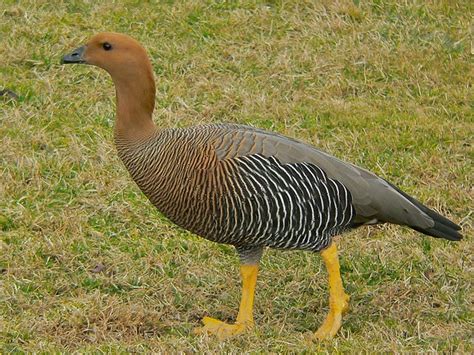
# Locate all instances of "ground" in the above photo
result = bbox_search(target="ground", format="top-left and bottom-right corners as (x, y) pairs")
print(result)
(1, 0), (472, 352)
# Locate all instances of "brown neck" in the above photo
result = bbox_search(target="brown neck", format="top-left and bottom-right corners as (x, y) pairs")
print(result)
(113, 64), (157, 142)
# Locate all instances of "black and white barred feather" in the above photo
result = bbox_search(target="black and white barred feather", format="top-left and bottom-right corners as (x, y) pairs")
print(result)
(208, 154), (355, 252)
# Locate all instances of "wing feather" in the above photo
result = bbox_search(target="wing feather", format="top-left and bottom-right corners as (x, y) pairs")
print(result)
(212, 124), (434, 229)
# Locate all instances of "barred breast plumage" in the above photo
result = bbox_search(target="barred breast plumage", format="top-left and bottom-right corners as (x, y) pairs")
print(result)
(115, 124), (355, 253)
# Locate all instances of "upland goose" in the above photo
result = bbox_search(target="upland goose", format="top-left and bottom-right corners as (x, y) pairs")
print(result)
(62, 33), (462, 340)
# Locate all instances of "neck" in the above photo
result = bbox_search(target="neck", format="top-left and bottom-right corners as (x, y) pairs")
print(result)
(113, 64), (157, 142)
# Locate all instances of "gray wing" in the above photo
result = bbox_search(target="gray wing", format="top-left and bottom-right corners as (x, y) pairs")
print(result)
(210, 124), (453, 234)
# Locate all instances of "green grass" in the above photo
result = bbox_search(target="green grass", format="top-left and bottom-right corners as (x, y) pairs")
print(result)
(1, 0), (472, 352)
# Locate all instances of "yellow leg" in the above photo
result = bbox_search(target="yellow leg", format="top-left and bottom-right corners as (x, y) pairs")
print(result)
(194, 264), (258, 339)
(313, 243), (350, 340)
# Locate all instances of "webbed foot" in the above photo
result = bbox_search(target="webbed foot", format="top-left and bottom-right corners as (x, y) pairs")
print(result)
(194, 316), (252, 339)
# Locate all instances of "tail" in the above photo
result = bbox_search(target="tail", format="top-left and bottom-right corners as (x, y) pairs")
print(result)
(388, 183), (462, 241)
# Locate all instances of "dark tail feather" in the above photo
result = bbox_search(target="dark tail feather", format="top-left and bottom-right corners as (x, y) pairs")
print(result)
(411, 221), (462, 241)
(387, 182), (463, 241)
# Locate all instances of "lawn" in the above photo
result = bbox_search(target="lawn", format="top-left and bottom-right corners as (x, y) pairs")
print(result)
(1, 0), (472, 352)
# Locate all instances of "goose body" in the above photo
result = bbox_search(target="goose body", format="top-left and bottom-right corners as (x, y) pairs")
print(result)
(116, 123), (460, 252)
(62, 32), (462, 340)
(116, 124), (355, 254)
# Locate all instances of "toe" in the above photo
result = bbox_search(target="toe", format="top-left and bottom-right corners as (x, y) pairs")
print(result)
(202, 317), (225, 327)
(193, 317), (224, 335)
(194, 317), (248, 339)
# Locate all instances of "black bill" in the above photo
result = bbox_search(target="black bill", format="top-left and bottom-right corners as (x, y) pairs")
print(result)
(61, 45), (86, 64)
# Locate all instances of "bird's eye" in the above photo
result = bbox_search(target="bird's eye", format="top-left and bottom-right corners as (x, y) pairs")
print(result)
(102, 42), (112, 51)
